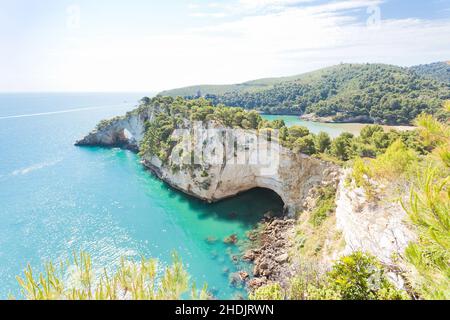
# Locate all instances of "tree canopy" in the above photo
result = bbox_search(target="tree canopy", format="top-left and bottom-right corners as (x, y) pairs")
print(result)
(160, 63), (450, 125)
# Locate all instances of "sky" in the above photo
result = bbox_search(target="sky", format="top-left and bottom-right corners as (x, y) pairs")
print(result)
(1, 0), (450, 92)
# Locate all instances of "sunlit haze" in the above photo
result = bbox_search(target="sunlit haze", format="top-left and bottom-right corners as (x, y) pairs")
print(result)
(2, 0), (450, 92)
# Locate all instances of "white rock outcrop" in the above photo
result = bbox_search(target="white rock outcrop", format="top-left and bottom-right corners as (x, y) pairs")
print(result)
(75, 107), (158, 150)
(145, 124), (338, 215)
(76, 108), (338, 215)
(77, 106), (417, 275)
(335, 170), (416, 264)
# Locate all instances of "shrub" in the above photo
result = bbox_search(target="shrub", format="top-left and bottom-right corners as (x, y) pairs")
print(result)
(288, 126), (310, 139)
(293, 135), (317, 155)
(310, 186), (337, 227)
(250, 283), (285, 300)
(403, 166), (450, 299)
(315, 132), (332, 153)
(288, 252), (408, 300)
(351, 157), (375, 198)
(330, 133), (354, 161)
(324, 252), (408, 300)
(370, 139), (418, 181)
(359, 125), (385, 144)
(16, 252), (208, 300)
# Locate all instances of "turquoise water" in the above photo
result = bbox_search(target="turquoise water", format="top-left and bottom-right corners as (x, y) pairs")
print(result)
(0, 93), (286, 300)
(0, 95), (362, 299)
(262, 115), (365, 138)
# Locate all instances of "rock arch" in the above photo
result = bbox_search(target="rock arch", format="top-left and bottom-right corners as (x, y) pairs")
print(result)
(76, 112), (339, 216)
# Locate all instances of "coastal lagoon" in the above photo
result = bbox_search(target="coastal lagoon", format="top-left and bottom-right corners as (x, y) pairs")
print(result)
(262, 115), (415, 138)
(261, 115), (364, 137)
(0, 94), (366, 299)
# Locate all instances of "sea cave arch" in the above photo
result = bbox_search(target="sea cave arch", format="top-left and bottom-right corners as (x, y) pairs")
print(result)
(194, 187), (287, 227)
(76, 112), (338, 217)
(234, 187), (287, 217)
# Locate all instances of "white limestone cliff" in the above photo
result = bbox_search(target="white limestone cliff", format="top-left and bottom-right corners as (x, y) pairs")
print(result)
(143, 122), (339, 215)
(335, 169), (416, 264)
(76, 107), (415, 268)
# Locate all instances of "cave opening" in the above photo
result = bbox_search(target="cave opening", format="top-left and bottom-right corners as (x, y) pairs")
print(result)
(183, 187), (286, 228)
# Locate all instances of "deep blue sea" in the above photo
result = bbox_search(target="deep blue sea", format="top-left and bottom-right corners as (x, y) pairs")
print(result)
(0, 93), (359, 299)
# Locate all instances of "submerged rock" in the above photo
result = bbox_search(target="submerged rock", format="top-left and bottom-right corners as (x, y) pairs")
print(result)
(205, 236), (218, 244)
(238, 271), (250, 281)
(224, 234), (238, 245)
(210, 250), (219, 259)
(229, 273), (245, 288)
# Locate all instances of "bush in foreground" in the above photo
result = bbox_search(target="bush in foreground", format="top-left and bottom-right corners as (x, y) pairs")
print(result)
(16, 252), (208, 300)
(251, 252), (408, 300)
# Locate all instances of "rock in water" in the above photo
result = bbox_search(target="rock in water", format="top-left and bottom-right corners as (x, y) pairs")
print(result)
(224, 234), (238, 245)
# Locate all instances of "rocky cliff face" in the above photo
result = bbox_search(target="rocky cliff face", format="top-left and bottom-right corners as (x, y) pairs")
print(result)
(335, 170), (416, 264)
(76, 107), (339, 216)
(145, 126), (339, 216)
(75, 107), (159, 151)
(76, 106), (415, 281)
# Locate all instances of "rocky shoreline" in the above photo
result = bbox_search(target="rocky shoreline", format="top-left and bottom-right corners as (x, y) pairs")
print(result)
(75, 99), (418, 298)
(239, 217), (296, 293)
(299, 113), (374, 124)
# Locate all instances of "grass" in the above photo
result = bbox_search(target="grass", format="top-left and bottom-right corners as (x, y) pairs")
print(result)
(15, 252), (208, 300)
(309, 186), (338, 227)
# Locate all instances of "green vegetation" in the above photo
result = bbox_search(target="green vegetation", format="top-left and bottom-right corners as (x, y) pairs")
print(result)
(250, 283), (285, 300)
(138, 96), (265, 163)
(303, 252), (409, 300)
(330, 132), (355, 161)
(137, 96), (434, 175)
(16, 252), (208, 300)
(263, 119), (426, 163)
(140, 113), (179, 163)
(259, 252), (408, 300)
(331, 125), (426, 163)
(160, 63), (450, 125)
(74, 96), (449, 301)
(351, 140), (418, 197)
(345, 107), (449, 299)
(403, 167), (449, 299)
(310, 186), (337, 227)
(410, 61), (450, 84)
(315, 132), (332, 153)
(401, 111), (450, 300)
(283, 104), (448, 301)
(96, 116), (124, 131)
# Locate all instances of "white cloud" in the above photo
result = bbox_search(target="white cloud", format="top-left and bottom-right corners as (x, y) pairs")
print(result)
(189, 12), (228, 18)
(238, 0), (316, 9)
(3, 0), (450, 92)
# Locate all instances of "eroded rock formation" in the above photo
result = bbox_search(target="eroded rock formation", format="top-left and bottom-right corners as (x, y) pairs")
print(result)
(76, 105), (416, 289)
(76, 107), (339, 216)
(335, 170), (416, 264)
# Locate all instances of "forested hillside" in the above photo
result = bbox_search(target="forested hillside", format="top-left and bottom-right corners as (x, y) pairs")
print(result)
(410, 61), (450, 84)
(159, 63), (450, 125)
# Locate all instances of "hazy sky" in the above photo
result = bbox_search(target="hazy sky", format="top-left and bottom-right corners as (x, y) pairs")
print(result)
(1, 0), (450, 92)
